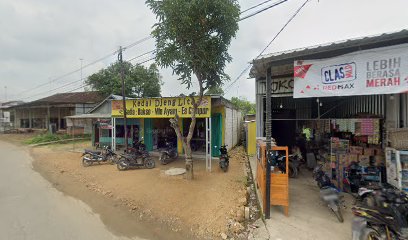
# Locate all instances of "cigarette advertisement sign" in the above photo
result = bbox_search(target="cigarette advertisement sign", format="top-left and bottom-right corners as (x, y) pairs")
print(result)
(293, 43), (408, 98)
(111, 96), (211, 118)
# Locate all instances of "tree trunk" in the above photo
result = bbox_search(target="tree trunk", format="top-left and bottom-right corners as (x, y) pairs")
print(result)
(169, 78), (205, 180)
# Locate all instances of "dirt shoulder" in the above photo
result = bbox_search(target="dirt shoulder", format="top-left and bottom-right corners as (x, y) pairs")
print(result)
(2, 134), (249, 239)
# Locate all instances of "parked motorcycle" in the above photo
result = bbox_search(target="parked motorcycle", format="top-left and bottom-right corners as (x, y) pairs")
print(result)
(216, 145), (229, 172)
(159, 139), (178, 165)
(352, 188), (408, 240)
(82, 145), (117, 167)
(116, 150), (155, 171)
(343, 161), (364, 193)
(313, 164), (344, 222)
(125, 138), (148, 157)
(277, 154), (300, 178)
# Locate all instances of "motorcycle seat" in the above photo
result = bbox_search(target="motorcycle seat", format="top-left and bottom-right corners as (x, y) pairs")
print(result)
(84, 149), (101, 155)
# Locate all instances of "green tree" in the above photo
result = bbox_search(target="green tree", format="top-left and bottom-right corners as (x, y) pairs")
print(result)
(205, 85), (224, 96)
(146, 0), (240, 179)
(230, 96), (255, 116)
(86, 62), (162, 98)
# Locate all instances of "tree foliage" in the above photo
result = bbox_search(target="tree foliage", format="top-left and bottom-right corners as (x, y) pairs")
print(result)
(86, 61), (162, 98)
(146, 0), (240, 179)
(230, 96), (256, 116)
(146, 0), (240, 92)
(205, 85), (224, 96)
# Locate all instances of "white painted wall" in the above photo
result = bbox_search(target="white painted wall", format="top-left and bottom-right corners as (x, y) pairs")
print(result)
(224, 107), (242, 150)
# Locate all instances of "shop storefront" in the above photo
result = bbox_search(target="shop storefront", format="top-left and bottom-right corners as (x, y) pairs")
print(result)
(251, 30), (408, 191)
(109, 95), (241, 164)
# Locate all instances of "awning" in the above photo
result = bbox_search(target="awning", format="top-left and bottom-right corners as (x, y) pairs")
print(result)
(65, 113), (111, 119)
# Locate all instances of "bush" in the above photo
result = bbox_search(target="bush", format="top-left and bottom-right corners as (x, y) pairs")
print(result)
(24, 133), (91, 144)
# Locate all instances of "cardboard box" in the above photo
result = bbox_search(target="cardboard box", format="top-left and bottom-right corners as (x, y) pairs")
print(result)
(358, 154), (371, 167)
(350, 146), (364, 155)
(338, 154), (348, 165)
(374, 155), (385, 166)
(375, 149), (384, 156)
(349, 154), (358, 163)
(364, 148), (376, 156)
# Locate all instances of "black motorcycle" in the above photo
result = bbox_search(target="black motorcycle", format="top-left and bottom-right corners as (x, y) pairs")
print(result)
(217, 145), (229, 172)
(159, 139), (178, 165)
(125, 138), (148, 157)
(277, 154), (300, 178)
(116, 150), (155, 171)
(82, 145), (117, 167)
(313, 164), (344, 222)
(343, 161), (365, 193)
(352, 188), (408, 240)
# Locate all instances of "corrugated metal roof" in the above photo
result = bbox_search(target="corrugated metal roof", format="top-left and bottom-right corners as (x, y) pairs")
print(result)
(251, 29), (408, 78)
(13, 91), (106, 108)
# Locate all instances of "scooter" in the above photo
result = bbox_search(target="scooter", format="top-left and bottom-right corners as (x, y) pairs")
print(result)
(116, 150), (155, 170)
(313, 164), (344, 222)
(159, 139), (178, 165)
(216, 145), (229, 172)
(352, 188), (408, 240)
(277, 154), (300, 178)
(82, 146), (117, 167)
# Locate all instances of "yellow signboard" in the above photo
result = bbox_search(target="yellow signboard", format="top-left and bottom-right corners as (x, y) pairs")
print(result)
(111, 96), (211, 118)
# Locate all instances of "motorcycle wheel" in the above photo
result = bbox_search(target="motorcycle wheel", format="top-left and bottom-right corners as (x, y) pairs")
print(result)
(159, 153), (169, 165)
(332, 208), (344, 223)
(288, 163), (298, 178)
(220, 160), (227, 172)
(82, 154), (92, 167)
(361, 228), (382, 240)
(144, 157), (155, 169)
(107, 155), (117, 165)
(117, 159), (128, 171)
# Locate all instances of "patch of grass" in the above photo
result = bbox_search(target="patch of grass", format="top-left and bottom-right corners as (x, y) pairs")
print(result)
(24, 133), (90, 144)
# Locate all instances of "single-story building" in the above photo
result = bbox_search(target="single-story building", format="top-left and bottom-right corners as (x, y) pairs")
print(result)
(8, 92), (106, 132)
(67, 95), (242, 161)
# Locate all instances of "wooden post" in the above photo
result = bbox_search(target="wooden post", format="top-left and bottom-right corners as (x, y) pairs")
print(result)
(265, 66), (272, 219)
(28, 109), (32, 128)
(57, 108), (61, 130)
(47, 105), (51, 132)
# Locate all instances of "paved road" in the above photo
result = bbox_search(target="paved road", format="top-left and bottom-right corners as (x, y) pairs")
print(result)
(0, 140), (142, 240)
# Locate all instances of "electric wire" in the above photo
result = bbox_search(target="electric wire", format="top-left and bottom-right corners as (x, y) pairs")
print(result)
(240, 0), (278, 14)
(16, 36), (153, 96)
(239, 0), (288, 21)
(19, 0), (292, 101)
(23, 54), (156, 101)
(224, 0), (310, 94)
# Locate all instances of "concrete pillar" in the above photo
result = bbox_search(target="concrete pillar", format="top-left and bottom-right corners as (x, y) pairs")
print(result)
(47, 105), (50, 131)
(57, 108), (61, 130)
(28, 109), (32, 128)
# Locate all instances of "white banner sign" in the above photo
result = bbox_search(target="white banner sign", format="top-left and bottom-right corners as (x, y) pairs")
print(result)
(293, 43), (408, 98)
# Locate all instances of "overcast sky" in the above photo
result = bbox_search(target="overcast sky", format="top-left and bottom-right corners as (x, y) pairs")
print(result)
(1, 0), (407, 103)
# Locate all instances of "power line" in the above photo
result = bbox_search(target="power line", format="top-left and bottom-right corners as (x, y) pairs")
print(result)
(22, 52), (157, 101)
(240, 0), (278, 14)
(239, 0), (289, 21)
(18, 0), (292, 101)
(16, 36), (154, 97)
(224, 0), (310, 94)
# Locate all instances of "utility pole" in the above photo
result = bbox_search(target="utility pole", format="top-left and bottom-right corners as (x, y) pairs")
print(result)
(118, 46), (128, 150)
(80, 58), (84, 87)
(4, 86), (7, 102)
(265, 67), (272, 219)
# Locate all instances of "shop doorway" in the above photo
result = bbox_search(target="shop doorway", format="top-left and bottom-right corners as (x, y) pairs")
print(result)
(152, 119), (177, 150)
(271, 109), (296, 148)
(183, 118), (206, 153)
